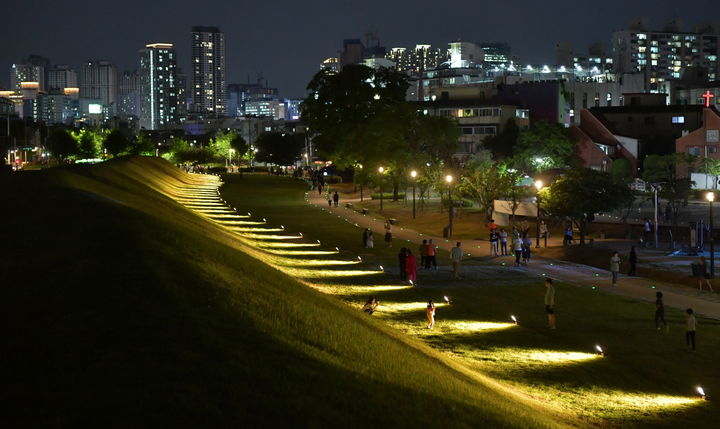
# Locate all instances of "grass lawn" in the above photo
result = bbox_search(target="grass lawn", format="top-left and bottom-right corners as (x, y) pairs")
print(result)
(220, 173), (720, 428)
(1, 158), (566, 428)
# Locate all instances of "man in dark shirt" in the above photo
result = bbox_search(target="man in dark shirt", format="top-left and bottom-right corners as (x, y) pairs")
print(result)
(628, 246), (637, 276)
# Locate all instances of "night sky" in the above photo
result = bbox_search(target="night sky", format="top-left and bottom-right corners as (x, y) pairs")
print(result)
(2, 0), (717, 98)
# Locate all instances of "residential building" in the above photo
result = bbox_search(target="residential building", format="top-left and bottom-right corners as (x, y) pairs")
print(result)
(612, 20), (720, 91)
(676, 106), (720, 187)
(386, 44), (449, 74)
(339, 39), (364, 68)
(227, 81), (278, 117)
(244, 99), (286, 120)
(139, 43), (179, 130)
(191, 26), (226, 115)
(47, 64), (78, 91)
(10, 62), (45, 92)
(118, 70), (141, 119)
(79, 60), (118, 108)
(449, 41), (484, 68)
(481, 42), (512, 65)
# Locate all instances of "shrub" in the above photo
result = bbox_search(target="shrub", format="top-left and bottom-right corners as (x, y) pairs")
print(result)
(371, 192), (405, 199)
(326, 175), (343, 184)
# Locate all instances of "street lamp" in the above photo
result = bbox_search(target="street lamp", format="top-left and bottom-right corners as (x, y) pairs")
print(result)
(378, 166), (385, 211)
(535, 180), (543, 248)
(410, 170), (418, 219)
(446, 174), (454, 238)
(708, 192), (715, 278)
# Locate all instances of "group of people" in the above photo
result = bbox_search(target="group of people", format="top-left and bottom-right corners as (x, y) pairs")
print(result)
(653, 291), (698, 351)
(361, 223), (393, 249)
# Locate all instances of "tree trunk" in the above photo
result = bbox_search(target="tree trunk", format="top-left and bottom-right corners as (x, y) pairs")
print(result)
(392, 182), (399, 201)
(576, 219), (586, 246)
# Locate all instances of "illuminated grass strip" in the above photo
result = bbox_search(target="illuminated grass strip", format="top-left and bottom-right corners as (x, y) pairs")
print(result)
(255, 242), (321, 248)
(263, 249), (339, 256)
(277, 267), (383, 278)
(215, 220), (267, 226)
(228, 227), (285, 233)
(271, 258), (362, 267)
(238, 233), (302, 240)
(205, 214), (251, 219)
(378, 302), (450, 313)
(313, 284), (412, 295)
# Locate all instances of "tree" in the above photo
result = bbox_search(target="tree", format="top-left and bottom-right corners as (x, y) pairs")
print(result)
(700, 158), (720, 189)
(46, 128), (78, 163)
(128, 134), (155, 156)
(540, 168), (633, 245)
(642, 153), (695, 233)
(458, 157), (515, 221)
(104, 129), (129, 157)
(483, 118), (519, 159)
(610, 158), (633, 184)
(230, 133), (248, 160)
(513, 121), (576, 173)
(76, 129), (101, 159)
(255, 132), (304, 166)
(301, 65), (409, 168)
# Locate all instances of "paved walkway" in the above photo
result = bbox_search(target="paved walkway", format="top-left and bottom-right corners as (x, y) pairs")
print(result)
(309, 190), (720, 320)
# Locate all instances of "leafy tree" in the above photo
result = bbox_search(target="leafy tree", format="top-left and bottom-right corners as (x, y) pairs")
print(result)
(610, 158), (633, 184)
(700, 158), (720, 189)
(513, 121), (576, 173)
(46, 128), (79, 163)
(540, 168), (633, 245)
(483, 118), (519, 159)
(255, 132), (304, 166)
(75, 129), (101, 159)
(128, 134), (155, 156)
(104, 129), (129, 157)
(642, 153), (695, 231)
(230, 133), (248, 160)
(458, 157), (515, 221)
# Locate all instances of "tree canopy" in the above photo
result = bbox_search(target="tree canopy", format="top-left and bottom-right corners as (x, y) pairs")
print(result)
(255, 132), (305, 166)
(46, 128), (78, 162)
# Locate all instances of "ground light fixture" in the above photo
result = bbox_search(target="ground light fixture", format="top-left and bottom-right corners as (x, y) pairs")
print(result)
(443, 296), (451, 304)
(595, 345), (604, 357)
(357, 256), (362, 261)
(335, 246), (339, 251)
(299, 232), (303, 237)
(379, 265), (384, 271)
(317, 240), (321, 244)
(511, 315), (518, 325)
(696, 386), (707, 400)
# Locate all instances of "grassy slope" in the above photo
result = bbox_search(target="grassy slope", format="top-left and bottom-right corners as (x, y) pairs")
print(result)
(0, 158), (561, 428)
(220, 173), (720, 428)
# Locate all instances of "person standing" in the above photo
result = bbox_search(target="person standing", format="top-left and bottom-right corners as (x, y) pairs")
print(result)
(655, 291), (668, 331)
(522, 236), (532, 265)
(643, 218), (651, 247)
(500, 229), (508, 256)
(698, 256), (714, 291)
(513, 235), (523, 266)
(406, 249), (418, 285)
(685, 308), (697, 351)
(545, 278), (556, 329)
(450, 242), (463, 280)
(628, 246), (638, 276)
(398, 248), (408, 282)
(384, 221), (393, 248)
(362, 228), (369, 247)
(419, 240), (428, 270)
(426, 300), (436, 329)
(426, 239), (437, 270)
(366, 231), (374, 248)
(540, 220), (549, 247)
(333, 191), (339, 207)
(488, 219), (497, 236)
(490, 229), (499, 257)
(610, 251), (621, 287)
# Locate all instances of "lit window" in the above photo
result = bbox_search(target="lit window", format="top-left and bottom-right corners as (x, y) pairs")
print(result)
(672, 116), (684, 124)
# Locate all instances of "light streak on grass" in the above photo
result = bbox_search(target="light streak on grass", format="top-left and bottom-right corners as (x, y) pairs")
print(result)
(443, 321), (516, 332)
(206, 214), (251, 219)
(229, 227), (285, 233)
(278, 267), (383, 278)
(379, 302), (449, 313)
(263, 249), (339, 256)
(238, 233), (303, 240)
(255, 242), (321, 248)
(271, 259), (362, 267)
(314, 284), (413, 295)
(215, 220), (267, 225)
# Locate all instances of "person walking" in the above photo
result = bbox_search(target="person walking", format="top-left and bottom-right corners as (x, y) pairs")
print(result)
(366, 231), (374, 248)
(500, 229), (508, 256)
(490, 230), (499, 256)
(406, 249), (418, 285)
(522, 236), (532, 265)
(698, 256), (714, 291)
(450, 242), (463, 280)
(628, 246), (638, 276)
(426, 300), (436, 329)
(545, 278), (556, 329)
(362, 228), (369, 247)
(513, 235), (523, 267)
(685, 308), (697, 351)
(419, 240), (428, 270)
(332, 191), (339, 207)
(610, 251), (621, 287)
(426, 239), (437, 270)
(655, 291), (668, 331)
(398, 248), (408, 282)
(384, 221), (393, 248)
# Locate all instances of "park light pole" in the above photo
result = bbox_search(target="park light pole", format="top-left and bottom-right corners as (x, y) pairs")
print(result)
(446, 174), (454, 238)
(535, 180), (543, 248)
(378, 166), (385, 211)
(708, 192), (715, 279)
(411, 170), (417, 219)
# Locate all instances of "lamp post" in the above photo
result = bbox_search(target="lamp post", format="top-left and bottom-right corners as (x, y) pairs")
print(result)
(446, 174), (454, 238)
(708, 192), (715, 279)
(534, 180), (543, 248)
(411, 170), (418, 219)
(378, 166), (385, 211)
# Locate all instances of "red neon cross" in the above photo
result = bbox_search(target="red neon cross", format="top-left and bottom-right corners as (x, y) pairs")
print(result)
(701, 90), (714, 108)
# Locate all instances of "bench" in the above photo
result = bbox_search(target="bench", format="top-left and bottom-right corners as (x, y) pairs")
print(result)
(361, 208), (369, 215)
(345, 202), (353, 208)
(389, 218), (398, 225)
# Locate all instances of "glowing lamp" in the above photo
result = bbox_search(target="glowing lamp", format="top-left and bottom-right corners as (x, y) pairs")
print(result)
(357, 256), (362, 261)
(409, 280), (414, 286)
(445, 175), (453, 184)
(511, 315), (518, 325)
(378, 166), (385, 173)
(280, 225), (284, 230)
(410, 170), (417, 178)
(443, 296), (451, 304)
(707, 192), (715, 202)
(335, 247), (339, 251)
(595, 345), (604, 357)
(263, 218), (267, 222)
(299, 232), (303, 237)
(534, 180), (543, 191)
(317, 240), (321, 244)
(247, 212), (251, 216)
(696, 386), (707, 400)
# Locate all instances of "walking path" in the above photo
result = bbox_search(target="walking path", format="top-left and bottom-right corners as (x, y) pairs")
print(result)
(309, 189), (720, 320)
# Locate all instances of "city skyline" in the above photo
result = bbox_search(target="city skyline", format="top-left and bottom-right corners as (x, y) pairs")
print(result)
(3, 0), (720, 97)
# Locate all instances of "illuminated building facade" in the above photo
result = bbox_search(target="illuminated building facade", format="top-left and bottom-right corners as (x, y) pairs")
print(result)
(191, 26), (226, 115)
(613, 22), (720, 91)
(10, 63), (45, 92)
(386, 45), (449, 73)
(48, 64), (78, 91)
(139, 43), (179, 130)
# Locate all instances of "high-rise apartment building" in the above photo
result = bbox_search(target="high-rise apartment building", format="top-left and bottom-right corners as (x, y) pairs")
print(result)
(386, 45), (449, 73)
(118, 70), (141, 118)
(613, 21), (720, 91)
(79, 60), (118, 107)
(10, 62), (45, 92)
(139, 43), (179, 130)
(48, 64), (78, 91)
(480, 43), (511, 65)
(191, 26), (226, 114)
